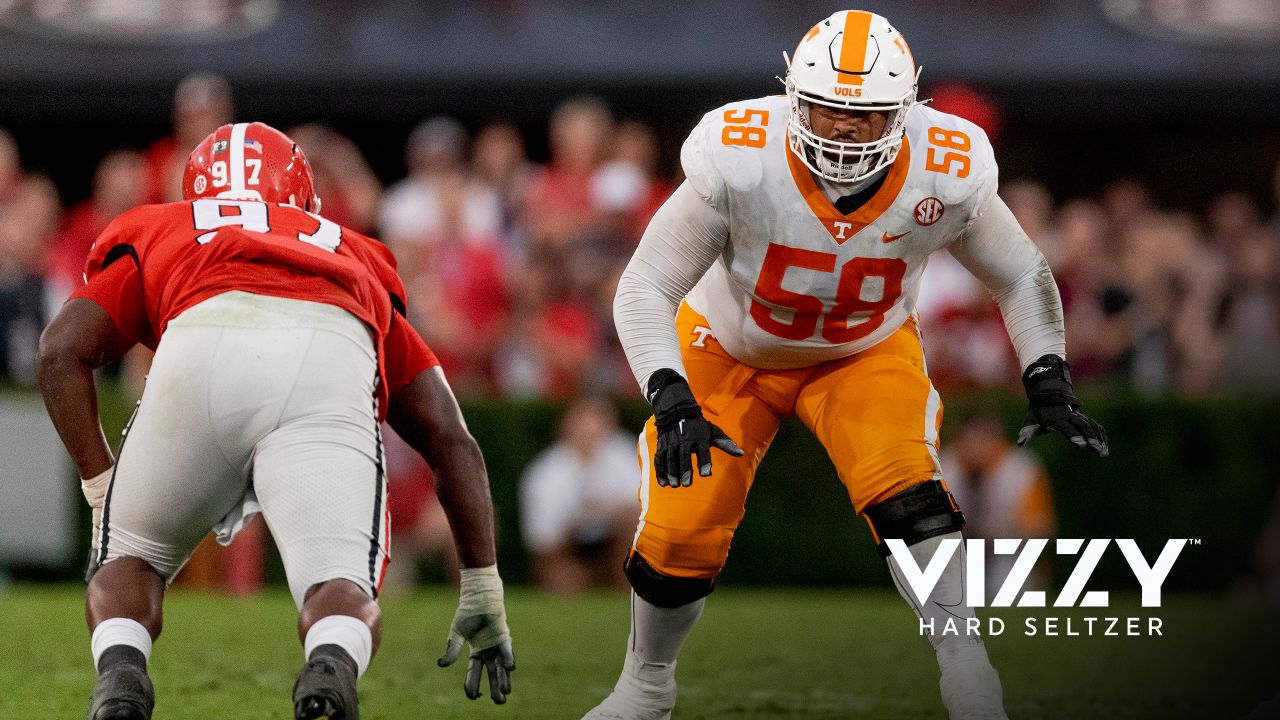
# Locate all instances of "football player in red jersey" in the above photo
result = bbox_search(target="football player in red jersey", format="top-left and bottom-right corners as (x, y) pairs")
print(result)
(36, 122), (515, 720)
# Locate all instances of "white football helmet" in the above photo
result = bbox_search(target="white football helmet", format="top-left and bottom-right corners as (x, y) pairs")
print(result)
(784, 10), (919, 184)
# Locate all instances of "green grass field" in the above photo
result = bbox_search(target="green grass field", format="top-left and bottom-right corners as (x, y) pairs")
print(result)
(1, 585), (1275, 719)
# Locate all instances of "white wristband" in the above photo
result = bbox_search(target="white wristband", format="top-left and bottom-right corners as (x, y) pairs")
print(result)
(80, 466), (113, 509)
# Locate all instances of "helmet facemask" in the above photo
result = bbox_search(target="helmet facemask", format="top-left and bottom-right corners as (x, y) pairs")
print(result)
(785, 69), (917, 185)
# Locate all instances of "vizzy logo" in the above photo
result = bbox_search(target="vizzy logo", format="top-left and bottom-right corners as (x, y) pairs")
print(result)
(888, 538), (1191, 608)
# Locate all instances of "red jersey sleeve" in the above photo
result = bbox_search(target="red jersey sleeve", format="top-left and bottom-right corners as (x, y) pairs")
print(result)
(69, 251), (153, 349)
(383, 312), (440, 393)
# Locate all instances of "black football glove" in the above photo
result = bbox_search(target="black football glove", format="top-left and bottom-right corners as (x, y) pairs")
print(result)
(1018, 354), (1109, 457)
(647, 369), (744, 487)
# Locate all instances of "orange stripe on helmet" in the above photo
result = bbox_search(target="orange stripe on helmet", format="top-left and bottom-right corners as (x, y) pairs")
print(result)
(837, 10), (873, 86)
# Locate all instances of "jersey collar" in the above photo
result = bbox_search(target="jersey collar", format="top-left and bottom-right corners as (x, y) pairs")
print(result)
(785, 137), (911, 244)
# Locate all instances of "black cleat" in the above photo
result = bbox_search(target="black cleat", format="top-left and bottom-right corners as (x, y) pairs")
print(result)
(293, 644), (359, 720)
(86, 646), (154, 720)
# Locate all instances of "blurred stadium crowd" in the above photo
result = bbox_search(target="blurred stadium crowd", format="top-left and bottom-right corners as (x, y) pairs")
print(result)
(1, 73), (1278, 399)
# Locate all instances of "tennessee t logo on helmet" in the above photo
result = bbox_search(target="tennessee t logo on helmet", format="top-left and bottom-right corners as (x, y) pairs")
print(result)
(183, 121), (321, 213)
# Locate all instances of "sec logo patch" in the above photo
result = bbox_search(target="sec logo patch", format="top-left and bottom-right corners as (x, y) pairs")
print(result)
(193, 175), (207, 194)
(914, 196), (945, 226)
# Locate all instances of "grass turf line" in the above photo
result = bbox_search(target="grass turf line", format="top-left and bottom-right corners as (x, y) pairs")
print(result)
(0, 585), (1274, 719)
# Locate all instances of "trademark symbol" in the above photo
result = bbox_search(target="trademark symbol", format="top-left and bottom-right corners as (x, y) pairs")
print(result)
(1189, 539), (1202, 546)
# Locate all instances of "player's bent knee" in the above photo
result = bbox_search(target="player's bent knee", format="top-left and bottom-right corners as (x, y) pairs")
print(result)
(624, 552), (715, 608)
(863, 480), (966, 557)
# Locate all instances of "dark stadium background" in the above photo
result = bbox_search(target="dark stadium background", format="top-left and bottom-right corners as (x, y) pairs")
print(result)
(2, 0), (1277, 211)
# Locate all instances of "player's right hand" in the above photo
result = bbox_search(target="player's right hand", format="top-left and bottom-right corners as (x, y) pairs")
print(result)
(80, 466), (113, 550)
(438, 565), (515, 704)
(647, 369), (744, 487)
(1017, 354), (1109, 457)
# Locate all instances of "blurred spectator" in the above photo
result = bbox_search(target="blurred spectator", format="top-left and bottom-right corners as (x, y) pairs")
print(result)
(1040, 199), (1132, 381)
(144, 73), (234, 204)
(494, 250), (607, 399)
(605, 120), (673, 244)
(942, 415), (1056, 591)
(925, 82), (1004, 143)
(1206, 191), (1264, 257)
(286, 124), (382, 233)
(1001, 179), (1053, 243)
(0, 176), (61, 384)
(472, 121), (535, 251)
(380, 117), (501, 252)
(524, 96), (612, 251)
(1100, 177), (1152, 236)
(1214, 225), (1280, 391)
(400, 167), (509, 395)
(1120, 212), (1224, 394)
(46, 150), (147, 302)
(587, 161), (650, 258)
(0, 128), (22, 207)
(520, 396), (638, 594)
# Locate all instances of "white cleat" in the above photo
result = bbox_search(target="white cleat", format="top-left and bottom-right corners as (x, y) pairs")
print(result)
(940, 659), (1009, 720)
(581, 654), (677, 720)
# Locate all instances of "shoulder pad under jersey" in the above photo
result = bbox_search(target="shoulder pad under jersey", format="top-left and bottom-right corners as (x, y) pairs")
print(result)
(904, 104), (999, 220)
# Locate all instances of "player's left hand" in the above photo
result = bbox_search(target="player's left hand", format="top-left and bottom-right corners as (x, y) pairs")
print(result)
(437, 565), (515, 704)
(1017, 355), (1109, 457)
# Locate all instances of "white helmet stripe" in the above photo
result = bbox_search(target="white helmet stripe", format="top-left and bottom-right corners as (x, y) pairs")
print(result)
(228, 122), (248, 194)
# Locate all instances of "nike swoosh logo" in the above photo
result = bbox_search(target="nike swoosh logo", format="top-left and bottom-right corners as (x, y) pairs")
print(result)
(881, 230), (912, 243)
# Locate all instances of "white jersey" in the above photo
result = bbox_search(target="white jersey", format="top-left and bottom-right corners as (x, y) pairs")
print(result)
(682, 96), (997, 369)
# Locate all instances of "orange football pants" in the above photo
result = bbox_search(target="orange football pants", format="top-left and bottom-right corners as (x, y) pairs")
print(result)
(631, 302), (945, 579)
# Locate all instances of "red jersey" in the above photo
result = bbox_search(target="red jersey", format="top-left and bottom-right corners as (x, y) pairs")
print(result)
(72, 199), (438, 417)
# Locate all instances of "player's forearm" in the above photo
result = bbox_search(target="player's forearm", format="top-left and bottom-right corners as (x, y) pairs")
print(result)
(949, 195), (1066, 369)
(387, 369), (498, 568)
(426, 435), (498, 569)
(614, 272), (689, 389)
(614, 180), (729, 389)
(989, 255), (1067, 369)
(35, 350), (114, 479)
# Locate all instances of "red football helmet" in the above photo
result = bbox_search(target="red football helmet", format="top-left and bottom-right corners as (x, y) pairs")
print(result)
(182, 121), (320, 212)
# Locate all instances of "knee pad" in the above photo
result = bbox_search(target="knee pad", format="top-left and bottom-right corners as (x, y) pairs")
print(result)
(863, 480), (966, 557)
(624, 552), (715, 608)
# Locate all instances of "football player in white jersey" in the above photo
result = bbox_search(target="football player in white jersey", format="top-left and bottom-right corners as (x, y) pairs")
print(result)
(585, 9), (1107, 720)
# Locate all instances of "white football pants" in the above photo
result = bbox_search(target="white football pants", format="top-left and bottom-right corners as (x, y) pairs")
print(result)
(93, 291), (390, 608)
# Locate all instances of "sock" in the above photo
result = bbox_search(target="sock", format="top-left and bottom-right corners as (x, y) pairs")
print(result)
(91, 618), (153, 671)
(887, 531), (987, 653)
(304, 615), (373, 678)
(888, 532), (1006, 718)
(629, 591), (705, 666)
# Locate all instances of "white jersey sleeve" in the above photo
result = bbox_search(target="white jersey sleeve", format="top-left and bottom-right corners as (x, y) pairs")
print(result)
(613, 180), (730, 390)
(947, 194), (1066, 369)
